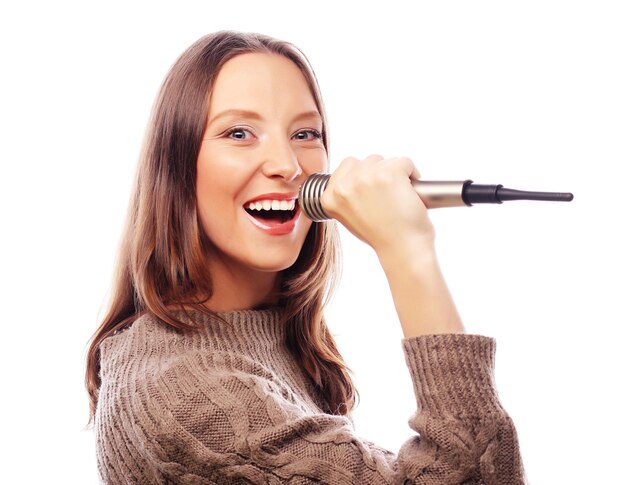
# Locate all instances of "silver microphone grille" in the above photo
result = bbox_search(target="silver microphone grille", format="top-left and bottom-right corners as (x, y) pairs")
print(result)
(298, 173), (332, 222)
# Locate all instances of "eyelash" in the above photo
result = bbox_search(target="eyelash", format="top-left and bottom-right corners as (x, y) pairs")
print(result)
(224, 127), (322, 141)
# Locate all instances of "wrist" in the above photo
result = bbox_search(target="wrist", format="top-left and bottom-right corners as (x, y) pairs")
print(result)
(375, 237), (438, 273)
(375, 238), (465, 338)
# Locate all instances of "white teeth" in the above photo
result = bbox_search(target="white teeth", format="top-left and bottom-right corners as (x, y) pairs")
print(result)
(246, 199), (296, 211)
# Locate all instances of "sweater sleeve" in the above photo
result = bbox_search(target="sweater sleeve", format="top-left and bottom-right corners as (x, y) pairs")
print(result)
(123, 334), (526, 484)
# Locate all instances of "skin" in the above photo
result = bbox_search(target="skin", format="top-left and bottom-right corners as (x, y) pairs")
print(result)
(320, 155), (465, 337)
(196, 52), (464, 336)
(196, 52), (326, 311)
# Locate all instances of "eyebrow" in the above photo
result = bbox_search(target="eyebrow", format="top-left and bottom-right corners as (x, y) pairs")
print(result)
(208, 109), (322, 125)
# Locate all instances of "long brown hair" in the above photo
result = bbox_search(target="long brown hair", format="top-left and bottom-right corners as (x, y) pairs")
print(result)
(84, 31), (359, 426)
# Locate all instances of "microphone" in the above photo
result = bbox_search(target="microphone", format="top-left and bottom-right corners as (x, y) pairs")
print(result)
(298, 173), (574, 222)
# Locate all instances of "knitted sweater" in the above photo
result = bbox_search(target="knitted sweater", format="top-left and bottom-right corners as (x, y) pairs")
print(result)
(95, 307), (526, 484)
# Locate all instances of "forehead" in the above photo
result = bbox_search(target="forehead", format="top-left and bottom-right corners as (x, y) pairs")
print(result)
(208, 52), (319, 118)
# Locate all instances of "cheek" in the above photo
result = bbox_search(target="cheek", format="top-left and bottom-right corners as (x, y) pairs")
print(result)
(299, 148), (328, 172)
(196, 152), (229, 235)
(196, 146), (249, 202)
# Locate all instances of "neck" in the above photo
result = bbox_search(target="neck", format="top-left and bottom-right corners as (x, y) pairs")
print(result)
(199, 256), (282, 312)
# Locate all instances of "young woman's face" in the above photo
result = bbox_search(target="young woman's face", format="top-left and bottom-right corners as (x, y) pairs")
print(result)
(197, 52), (327, 277)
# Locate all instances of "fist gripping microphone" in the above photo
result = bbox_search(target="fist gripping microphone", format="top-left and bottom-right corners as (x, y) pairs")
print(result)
(298, 173), (574, 222)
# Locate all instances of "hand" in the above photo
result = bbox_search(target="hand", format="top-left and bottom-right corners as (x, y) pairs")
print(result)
(320, 155), (435, 253)
(320, 155), (464, 336)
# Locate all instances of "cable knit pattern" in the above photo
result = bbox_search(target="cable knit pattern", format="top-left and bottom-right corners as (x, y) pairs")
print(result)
(95, 307), (526, 484)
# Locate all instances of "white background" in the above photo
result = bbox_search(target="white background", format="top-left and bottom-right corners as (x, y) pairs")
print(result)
(1, 1), (624, 483)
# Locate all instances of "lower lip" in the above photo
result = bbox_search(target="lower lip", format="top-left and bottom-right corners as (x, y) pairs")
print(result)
(244, 205), (302, 235)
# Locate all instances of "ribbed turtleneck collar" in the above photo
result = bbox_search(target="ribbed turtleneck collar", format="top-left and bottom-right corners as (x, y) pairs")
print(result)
(165, 305), (288, 352)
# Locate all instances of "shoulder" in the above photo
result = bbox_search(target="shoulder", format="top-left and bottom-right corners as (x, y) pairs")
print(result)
(97, 309), (325, 417)
(99, 312), (178, 362)
(98, 312), (281, 392)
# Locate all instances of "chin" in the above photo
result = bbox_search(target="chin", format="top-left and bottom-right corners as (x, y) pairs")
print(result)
(247, 253), (300, 273)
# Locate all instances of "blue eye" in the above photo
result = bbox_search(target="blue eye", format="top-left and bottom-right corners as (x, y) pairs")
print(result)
(223, 127), (322, 141)
(225, 127), (253, 140)
(294, 129), (322, 141)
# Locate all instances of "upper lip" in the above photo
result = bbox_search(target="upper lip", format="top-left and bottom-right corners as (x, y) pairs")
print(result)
(244, 192), (299, 205)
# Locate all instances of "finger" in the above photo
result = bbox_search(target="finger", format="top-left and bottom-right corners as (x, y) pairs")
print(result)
(389, 156), (421, 181)
(319, 156), (360, 217)
(363, 154), (385, 164)
(329, 155), (359, 179)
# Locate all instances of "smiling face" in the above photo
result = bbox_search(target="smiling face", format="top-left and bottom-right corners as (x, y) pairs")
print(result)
(196, 52), (328, 306)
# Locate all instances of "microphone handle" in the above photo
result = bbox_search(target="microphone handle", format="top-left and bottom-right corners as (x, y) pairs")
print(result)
(298, 173), (574, 222)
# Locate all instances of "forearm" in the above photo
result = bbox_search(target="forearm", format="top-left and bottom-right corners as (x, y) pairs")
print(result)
(376, 240), (465, 338)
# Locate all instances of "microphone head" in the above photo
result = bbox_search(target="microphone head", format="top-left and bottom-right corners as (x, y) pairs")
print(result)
(298, 173), (332, 221)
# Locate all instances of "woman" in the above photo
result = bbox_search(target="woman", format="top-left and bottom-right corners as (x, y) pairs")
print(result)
(85, 30), (526, 484)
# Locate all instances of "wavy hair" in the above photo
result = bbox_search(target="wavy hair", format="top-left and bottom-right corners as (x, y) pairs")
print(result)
(84, 31), (359, 426)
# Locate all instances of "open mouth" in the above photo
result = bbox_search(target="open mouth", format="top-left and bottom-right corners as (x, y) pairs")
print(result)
(244, 200), (300, 224)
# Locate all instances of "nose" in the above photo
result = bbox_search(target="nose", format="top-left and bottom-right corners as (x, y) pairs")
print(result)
(260, 134), (303, 183)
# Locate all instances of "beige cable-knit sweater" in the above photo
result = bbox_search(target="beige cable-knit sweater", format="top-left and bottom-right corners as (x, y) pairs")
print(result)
(95, 307), (526, 484)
